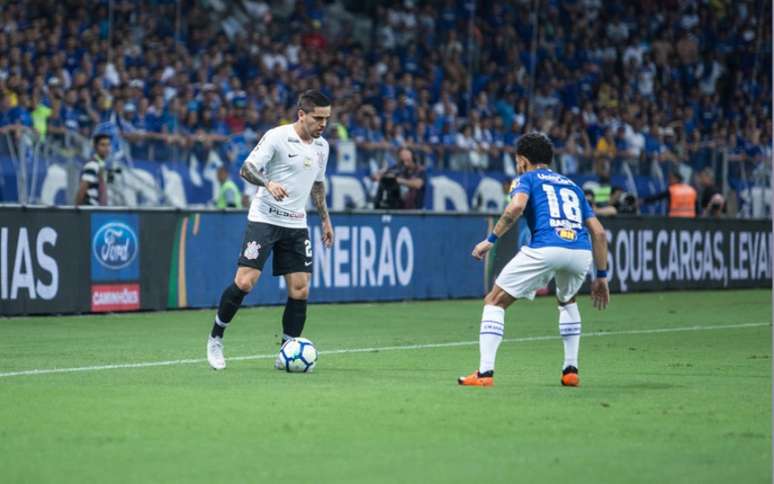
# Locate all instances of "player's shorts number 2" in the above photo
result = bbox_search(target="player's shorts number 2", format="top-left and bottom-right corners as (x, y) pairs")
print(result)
(305, 239), (312, 258)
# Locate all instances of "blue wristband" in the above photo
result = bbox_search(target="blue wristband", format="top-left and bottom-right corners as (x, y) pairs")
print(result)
(596, 270), (608, 278)
(487, 233), (498, 243)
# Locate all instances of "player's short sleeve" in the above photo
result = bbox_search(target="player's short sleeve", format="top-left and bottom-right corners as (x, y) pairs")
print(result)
(244, 129), (277, 170)
(510, 173), (532, 198)
(315, 141), (329, 182)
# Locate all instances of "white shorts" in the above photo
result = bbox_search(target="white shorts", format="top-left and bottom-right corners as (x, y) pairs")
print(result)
(495, 246), (593, 303)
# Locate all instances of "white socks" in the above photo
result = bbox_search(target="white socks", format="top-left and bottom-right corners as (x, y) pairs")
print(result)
(558, 303), (581, 370)
(479, 305), (505, 374)
(477, 302), (581, 374)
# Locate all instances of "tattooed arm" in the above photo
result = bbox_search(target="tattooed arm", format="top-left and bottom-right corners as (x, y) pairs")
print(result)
(240, 162), (268, 187)
(311, 181), (334, 247)
(241, 131), (288, 200)
(471, 192), (528, 260)
(491, 192), (527, 237)
(311, 181), (329, 221)
(240, 163), (288, 201)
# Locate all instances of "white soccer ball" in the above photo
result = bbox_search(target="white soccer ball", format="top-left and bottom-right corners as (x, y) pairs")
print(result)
(277, 337), (318, 373)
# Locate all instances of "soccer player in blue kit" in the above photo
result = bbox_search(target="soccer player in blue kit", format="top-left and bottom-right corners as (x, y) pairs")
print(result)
(459, 132), (610, 387)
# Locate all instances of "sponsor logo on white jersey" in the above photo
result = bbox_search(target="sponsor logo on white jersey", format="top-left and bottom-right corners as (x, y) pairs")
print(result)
(267, 204), (305, 219)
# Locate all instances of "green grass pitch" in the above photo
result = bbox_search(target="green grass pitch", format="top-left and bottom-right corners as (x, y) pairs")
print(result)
(0, 289), (770, 483)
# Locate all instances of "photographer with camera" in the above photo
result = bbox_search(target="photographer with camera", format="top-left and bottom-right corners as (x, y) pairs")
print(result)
(696, 167), (725, 217)
(373, 147), (426, 209)
(75, 133), (110, 206)
(610, 187), (639, 215)
(583, 186), (639, 217)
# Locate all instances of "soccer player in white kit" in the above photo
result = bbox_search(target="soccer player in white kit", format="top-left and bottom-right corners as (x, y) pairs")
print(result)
(458, 133), (610, 387)
(207, 90), (334, 370)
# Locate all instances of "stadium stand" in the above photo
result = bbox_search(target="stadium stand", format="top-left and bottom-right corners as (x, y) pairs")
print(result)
(0, 0), (771, 216)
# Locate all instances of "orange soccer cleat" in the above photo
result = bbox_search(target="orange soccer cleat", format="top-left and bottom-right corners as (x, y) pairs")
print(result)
(457, 370), (494, 387)
(561, 366), (580, 387)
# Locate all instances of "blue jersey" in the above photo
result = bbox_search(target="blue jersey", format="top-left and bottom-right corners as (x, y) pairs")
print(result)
(510, 168), (594, 250)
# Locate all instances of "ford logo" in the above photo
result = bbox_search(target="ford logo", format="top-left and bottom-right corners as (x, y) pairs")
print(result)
(92, 222), (138, 270)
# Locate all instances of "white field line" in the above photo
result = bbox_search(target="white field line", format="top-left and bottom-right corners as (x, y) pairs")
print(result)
(0, 322), (769, 379)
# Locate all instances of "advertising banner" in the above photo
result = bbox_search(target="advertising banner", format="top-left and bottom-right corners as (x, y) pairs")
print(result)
(91, 283), (140, 312)
(166, 212), (489, 309)
(139, 212), (180, 312)
(89, 212), (142, 312)
(490, 216), (772, 294)
(1, 207), (770, 316)
(600, 217), (772, 293)
(0, 207), (90, 314)
(90, 213), (140, 282)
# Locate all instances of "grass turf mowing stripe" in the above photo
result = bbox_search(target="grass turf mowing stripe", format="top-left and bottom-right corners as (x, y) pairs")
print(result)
(0, 321), (768, 379)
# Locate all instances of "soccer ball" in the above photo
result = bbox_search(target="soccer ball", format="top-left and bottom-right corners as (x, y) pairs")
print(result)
(277, 337), (318, 373)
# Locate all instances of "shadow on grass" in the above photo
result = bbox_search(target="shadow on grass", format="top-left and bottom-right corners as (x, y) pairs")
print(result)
(589, 382), (681, 390)
(535, 381), (682, 390)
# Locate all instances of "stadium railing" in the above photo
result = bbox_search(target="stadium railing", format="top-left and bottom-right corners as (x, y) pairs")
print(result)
(1, 126), (769, 218)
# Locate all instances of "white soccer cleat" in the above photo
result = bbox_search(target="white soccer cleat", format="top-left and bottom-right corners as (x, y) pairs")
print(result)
(207, 336), (226, 370)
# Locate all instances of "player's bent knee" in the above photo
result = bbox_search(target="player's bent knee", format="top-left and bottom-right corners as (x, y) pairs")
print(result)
(234, 268), (260, 293)
(484, 286), (515, 309)
(234, 277), (254, 293)
(558, 296), (576, 306)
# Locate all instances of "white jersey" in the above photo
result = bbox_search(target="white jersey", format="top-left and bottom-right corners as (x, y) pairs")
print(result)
(243, 124), (329, 228)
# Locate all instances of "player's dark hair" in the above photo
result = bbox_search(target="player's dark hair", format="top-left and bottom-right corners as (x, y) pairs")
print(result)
(516, 132), (553, 166)
(93, 133), (111, 146)
(297, 90), (331, 113)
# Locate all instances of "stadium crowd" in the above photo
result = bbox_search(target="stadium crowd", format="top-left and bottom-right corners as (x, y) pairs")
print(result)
(0, 0), (771, 183)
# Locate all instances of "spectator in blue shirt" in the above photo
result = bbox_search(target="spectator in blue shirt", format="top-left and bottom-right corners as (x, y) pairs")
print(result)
(7, 93), (32, 127)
